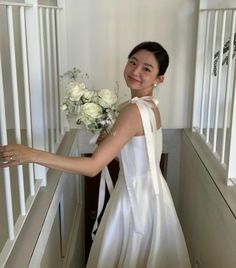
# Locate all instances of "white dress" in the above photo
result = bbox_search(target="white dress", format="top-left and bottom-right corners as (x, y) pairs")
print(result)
(86, 97), (191, 268)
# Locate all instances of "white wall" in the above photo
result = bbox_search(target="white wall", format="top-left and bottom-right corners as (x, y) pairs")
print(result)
(64, 0), (198, 128)
(180, 130), (236, 268)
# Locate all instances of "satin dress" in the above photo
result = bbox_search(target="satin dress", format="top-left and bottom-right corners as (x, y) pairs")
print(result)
(86, 97), (191, 268)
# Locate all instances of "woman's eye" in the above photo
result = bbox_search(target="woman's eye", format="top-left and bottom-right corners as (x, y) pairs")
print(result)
(129, 60), (136, 65)
(144, 67), (151, 72)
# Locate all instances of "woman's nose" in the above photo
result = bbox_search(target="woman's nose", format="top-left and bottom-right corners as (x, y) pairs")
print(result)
(131, 65), (140, 75)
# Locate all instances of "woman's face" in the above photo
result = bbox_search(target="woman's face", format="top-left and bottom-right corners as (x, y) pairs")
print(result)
(124, 49), (160, 95)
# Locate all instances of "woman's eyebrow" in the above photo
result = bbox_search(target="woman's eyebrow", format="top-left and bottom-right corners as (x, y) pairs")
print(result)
(130, 56), (138, 61)
(144, 63), (154, 69)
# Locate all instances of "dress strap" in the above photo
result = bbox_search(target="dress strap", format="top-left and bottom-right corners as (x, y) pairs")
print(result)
(130, 96), (161, 195)
(120, 96), (161, 235)
(131, 96), (158, 131)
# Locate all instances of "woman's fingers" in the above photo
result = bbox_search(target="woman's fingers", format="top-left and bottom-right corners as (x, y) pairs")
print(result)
(0, 145), (23, 167)
(0, 147), (14, 167)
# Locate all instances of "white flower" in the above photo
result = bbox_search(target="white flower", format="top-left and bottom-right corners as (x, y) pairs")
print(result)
(61, 68), (118, 133)
(80, 103), (103, 119)
(97, 89), (118, 108)
(66, 82), (85, 101)
(82, 90), (96, 103)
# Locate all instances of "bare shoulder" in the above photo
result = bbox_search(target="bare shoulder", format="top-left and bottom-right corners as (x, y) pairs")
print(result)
(113, 102), (143, 136)
(118, 102), (141, 121)
(118, 101), (161, 131)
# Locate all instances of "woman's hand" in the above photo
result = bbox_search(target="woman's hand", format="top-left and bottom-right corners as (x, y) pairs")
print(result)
(0, 144), (36, 168)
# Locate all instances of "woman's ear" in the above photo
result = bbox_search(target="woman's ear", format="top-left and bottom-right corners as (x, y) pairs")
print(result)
(154, 75), (164, 86)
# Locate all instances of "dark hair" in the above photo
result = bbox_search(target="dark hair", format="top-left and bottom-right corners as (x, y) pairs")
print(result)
(128, 41), (169, 76)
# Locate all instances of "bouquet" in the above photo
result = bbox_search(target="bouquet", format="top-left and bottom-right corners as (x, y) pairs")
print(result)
(61, 68), (118, 134)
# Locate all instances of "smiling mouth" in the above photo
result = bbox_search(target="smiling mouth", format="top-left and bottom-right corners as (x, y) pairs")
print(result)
(128, 76), (140, 83)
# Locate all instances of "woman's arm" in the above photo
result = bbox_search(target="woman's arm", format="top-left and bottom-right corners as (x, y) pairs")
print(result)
(0, 104), (143, 177)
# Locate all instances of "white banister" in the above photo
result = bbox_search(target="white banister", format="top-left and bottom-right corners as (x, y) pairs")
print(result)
(20, 6), (35, 195)
(200, 11), (211, 135)
(7, 5), (26, 216)
(25, 0), (48, 185)
(56, 8), (65, 136)
(46, 8), (55, 153)
(57, 0), (69, 133)
(206, 11), (218, 143)
(213, 10), (227, 153)
(192, 0), (208, 131)
(0, 44), (15, 242)
(39, 7), (49, 152)
(51, 9), (60, 145)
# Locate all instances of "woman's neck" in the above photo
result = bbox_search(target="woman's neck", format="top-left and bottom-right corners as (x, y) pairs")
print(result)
(131, 93), (153, 98)
(130, 89), (153, 98)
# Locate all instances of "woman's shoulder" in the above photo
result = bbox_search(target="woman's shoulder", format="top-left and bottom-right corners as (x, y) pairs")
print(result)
(115, 101), (142, 127)
(118, 98), (161, 130)
(113, 102), (143, 136)
(118, 101), (140, 118)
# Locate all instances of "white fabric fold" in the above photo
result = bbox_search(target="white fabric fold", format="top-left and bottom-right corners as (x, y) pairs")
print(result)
(92, 166), (114, 239)
(130, 97), (161, 195)
(121, 96), (161, 235)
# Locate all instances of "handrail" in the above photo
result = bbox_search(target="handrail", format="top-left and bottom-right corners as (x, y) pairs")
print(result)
(0, 2), (32, 7)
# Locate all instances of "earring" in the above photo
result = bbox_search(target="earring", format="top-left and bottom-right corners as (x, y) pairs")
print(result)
(153, 83), (158, 87)
(153, 82), (159, 96)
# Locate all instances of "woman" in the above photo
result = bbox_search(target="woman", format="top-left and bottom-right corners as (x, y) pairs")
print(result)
(0, 41), (191, 267)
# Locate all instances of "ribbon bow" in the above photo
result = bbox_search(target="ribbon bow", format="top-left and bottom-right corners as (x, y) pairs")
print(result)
(131, 96), (159, 133)
(130, 96), (159, 107)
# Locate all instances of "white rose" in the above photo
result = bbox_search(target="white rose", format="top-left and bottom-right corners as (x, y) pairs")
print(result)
(81, 103), (102, 119)
(97, 89), (117, 108)
(66, 82), (85, 101)
(78, 115), (92, 126)
(82, 90), (96, 103)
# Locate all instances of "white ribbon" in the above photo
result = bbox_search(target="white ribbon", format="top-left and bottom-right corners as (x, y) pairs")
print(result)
(91, 166), (114, 240)
(135, 101), (160, 195)
(122, 96), (161, 235)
